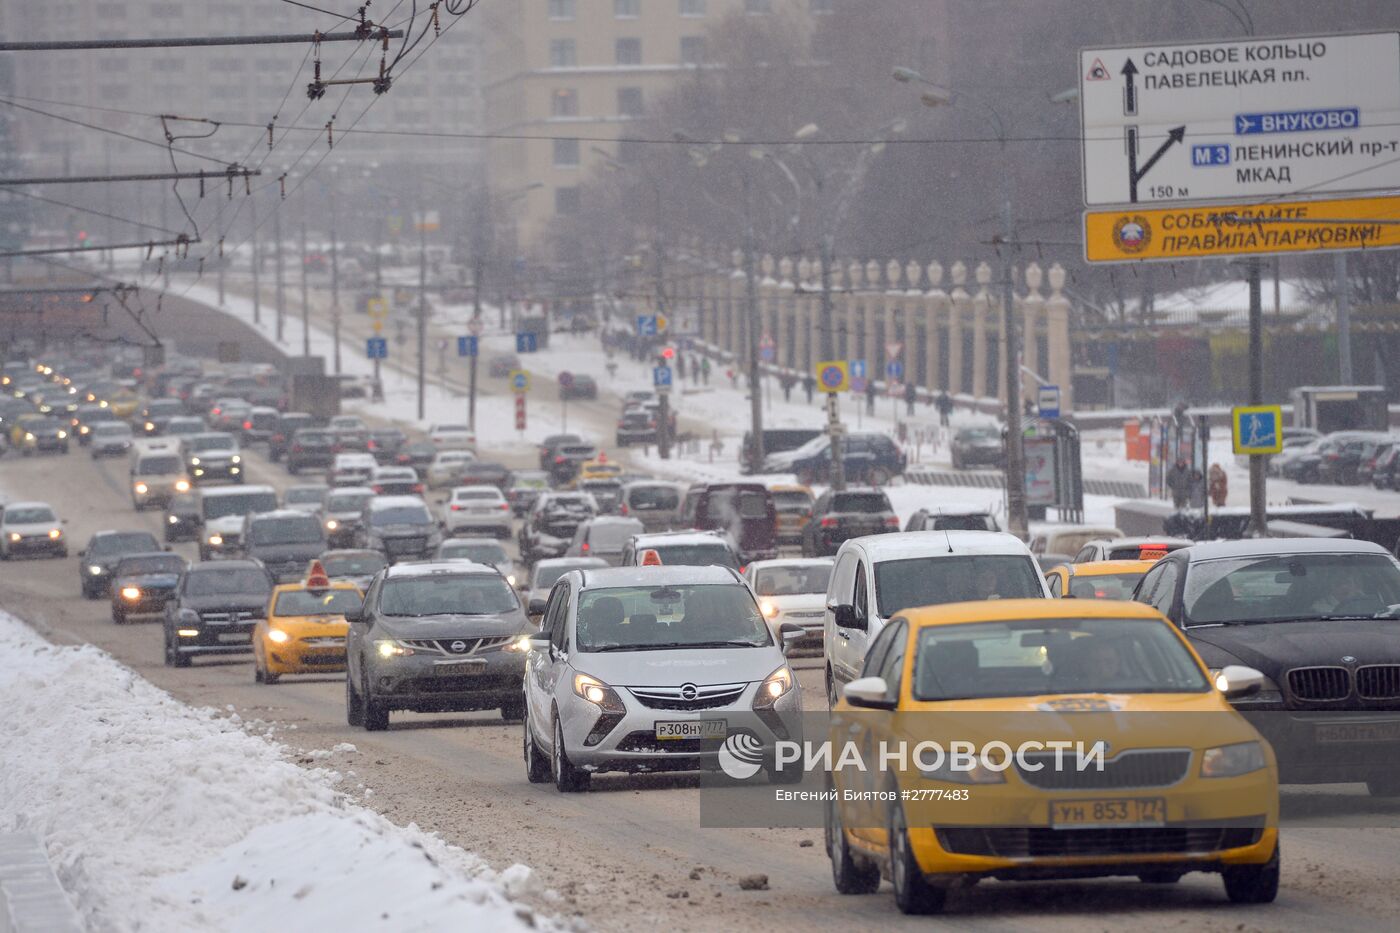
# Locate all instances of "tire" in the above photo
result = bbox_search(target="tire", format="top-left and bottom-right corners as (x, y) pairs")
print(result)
(81, 581), (97, 600)
(889, 799), (946, 914)
(345, 672), (365, 727)
(111, 609), (126, 625)
(500, 697), (524, 722)
(254, 664), (264, 683)
(1138, 870), (1183, 884)
(362, 671), (389, 731)
(163, 630), (175, 667)
(1222, 843), (1280, 904)
(826, 784), (880, 894)
(551, 714), (589, 792)
(523, 706), (550, 784)
(826, 667), (840, 710)
(263, 670), (280, 685)
(1366, 775), (1400, 796)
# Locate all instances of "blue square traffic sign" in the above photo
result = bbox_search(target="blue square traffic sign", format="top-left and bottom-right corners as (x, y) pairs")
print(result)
(1232, 405), (1283, 455)
(636, 315), (658, 337)
(457, 336), (478, 357)
(885, 360), (904, 381)
(366, 337), (387, 359)
(515, 332), (538, 354)
(653, 365), (673, 388)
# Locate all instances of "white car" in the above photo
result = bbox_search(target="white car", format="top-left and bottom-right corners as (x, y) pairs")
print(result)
(283, 484), (330, 516)
(426, 450), (475, 489)
(331, 452), (377, 487)
(436, 536), (519, 587)
(0, 500), (68, 559)
(428, 423), (476, 451)
(743, 557), (835, 652)
(444, 485), (512, 537)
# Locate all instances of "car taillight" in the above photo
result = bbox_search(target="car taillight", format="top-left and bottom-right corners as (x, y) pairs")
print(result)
(242, 420), (252, 430)
(884, 515), (900, 527)
(451, 503), (463, 511)
(555, 455), (565, 464)
(396, 454), (410, 464)
(619, 504), (629, 515)
(580, 541), (590, 552)
(368, 440), (377, 450)
(211, 407), (221, 415)
(371, 485), (383, 494)
(820, 517), (838, 527)
(413, 484), (424, 493)
(498, 503), (509, 510)
(272, 433), (284, 443)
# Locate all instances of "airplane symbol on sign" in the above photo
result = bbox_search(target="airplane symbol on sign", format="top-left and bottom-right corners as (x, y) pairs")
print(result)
(1236, 115), (1257, 134)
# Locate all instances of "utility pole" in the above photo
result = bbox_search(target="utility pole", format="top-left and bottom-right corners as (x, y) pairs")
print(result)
(299, 220), (310, 357)
(217, 234), (225, 307)
(469, 233), (484, 434)
(1246, 259), (1268, 537)
(742, 170), (764, 469)
(249, 191), (261, 325)
(819, 231), (835, 361)
(329, 173), (341, 374)
(274, 198), (284, 343)
(1002, 200), (1028, 540)
(417, 209), (428, 421)
(1334, 252), (1352, 383)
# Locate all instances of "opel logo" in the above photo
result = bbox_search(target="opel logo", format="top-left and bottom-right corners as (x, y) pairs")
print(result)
(450, 640), (468, 653)
(1341, 656), (1357, 664)
(680, 683), (699, 701)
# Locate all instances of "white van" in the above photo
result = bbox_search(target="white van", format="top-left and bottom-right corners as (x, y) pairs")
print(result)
(130, 448), (192, 510)
(822, 531), (1048, 706)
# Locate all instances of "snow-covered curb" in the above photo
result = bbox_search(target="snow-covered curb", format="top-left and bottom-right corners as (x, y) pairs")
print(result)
(0, 611), (555, 932)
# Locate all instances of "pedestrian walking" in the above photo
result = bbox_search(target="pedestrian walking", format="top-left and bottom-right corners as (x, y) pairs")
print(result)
(1208, 463), (1228, 508)
(904, 382), (917, 417)
(700, 358), (711, 385)
(802, 374), (816, 404)
(864, 378), (876, 415)
(1165, 458), (1192, 509)
(780, 373), (796, 403)
(935, 390), (954, 427)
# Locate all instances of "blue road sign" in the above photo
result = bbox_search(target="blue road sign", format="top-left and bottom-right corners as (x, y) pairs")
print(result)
(653, 365), (673, 388)
(1232, 405), (1284, 455)
(760, 346), (775, 362)
(1192, 143), (1231, 167)
(1235, 108), (1359, 136)
(885, 360), (904, 381)
(636, 315), (658, 337)
(1038, 384), (1061, 420)
(515, 332), (538, 354)
(366, 337), (387, 359)
(850, 360), (866, 380)
(457, 336), (478, 358)
(510, 371), (529, 392)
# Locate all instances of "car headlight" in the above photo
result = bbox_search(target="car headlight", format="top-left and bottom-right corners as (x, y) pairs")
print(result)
(175, 479), (191, 492)
(120, 586), (141, 601)
(231, 455), (241, 464)
(506, 574), (517, 587)
(57, 430), (67, 439)
(919, 754), (1007, 785)
(207, 534), (223, 546)
(88, 565), (103, 575)
(24, 432), (33, 441)
(7, 533), (19, 542)
(190, 457), (200, 466)
(325, 519), (339, 530)
(268, 628), (290, 644)
(134, 482), (149, 495)
(1201, 741), (1266, 778)
(145, 422), (155, 431)
(177, 628), (200, 637)
(759, 599), (778, 619)
(572, 672), (625, 712)
(376, 639), (413, 658)
(48, 529), (62, 539)
(505, 633), (532, 653)
(753, 664), (794, 709)
(168, 515), (179, 524)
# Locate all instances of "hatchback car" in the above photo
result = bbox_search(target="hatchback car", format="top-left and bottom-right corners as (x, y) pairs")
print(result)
(445, 486), (512, 537)
(565, 516), (645, 567)
(744, 557), (834, 651)
(110, 552), (187, 623)
(524, 556), (608, 617)
(0, 502), (67, 559)
(618, 481), (683, 533)
(523, 565), (804, 790)
(769, 484), (815, 546)
(345, 561), (534, 730)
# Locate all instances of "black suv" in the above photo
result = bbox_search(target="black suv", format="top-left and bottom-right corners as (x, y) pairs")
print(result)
(239, 509), (327, 582)
(360, 496), (442, 562)
(163, 560), (273, 668)
(268, 412), (316, 462)
(774, 432), (906, 486)
(801, 488), (899, 556)
(79, 529), (163, 599)
(345, 562), (533, 730)
(286, 427), (337, 474)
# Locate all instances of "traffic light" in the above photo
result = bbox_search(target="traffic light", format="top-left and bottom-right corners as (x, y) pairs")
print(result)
(76, 230), (88, 248)
(660, 346), (675, 361)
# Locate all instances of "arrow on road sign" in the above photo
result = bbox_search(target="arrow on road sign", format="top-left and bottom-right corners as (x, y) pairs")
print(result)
(1127, 125), (1185, 203)
(1121, 58), (1139, 116)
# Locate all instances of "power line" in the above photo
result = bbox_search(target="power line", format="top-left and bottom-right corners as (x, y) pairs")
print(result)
(0, 237), (197, 259)
(0, 29), (404, 52)
(0, 97), (236, 166)
(0, 169), (259, 186)
(1, 187), (183, 236)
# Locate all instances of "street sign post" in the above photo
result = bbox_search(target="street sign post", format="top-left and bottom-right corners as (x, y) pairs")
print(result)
(814, 360), (850, 393)
(509, 370), (529, 394)
(457, 336), (478, 358)
(653, 365), (673, 389)
(515, 332), (537, 354)
(468, 317), (484, 337)
(885, 360), (904, 381)
(515, 395), (526, 433)
(1231, 404), (1284, 455)
(849, 359), (867, 394)
(366, 337), (387, 359)
(636, 315), (658, 337)
(1079, 32), (1400, 206)
(1038, 384), (1061, 419)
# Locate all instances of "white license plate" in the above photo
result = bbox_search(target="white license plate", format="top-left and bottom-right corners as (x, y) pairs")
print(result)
(1316, 721), (1400, 743)
(217, 632), (248, 643)
(655, 720), (726, 741)
(436, 661), (486, 676)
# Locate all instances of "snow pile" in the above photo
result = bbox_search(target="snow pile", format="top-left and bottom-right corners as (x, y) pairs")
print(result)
(0, 612), (553, 933)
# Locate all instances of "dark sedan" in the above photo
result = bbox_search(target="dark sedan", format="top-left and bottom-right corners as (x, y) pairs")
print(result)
(801, 488), (900, 556)
(164, 491), (202, 544)
(79, 529), (163, 599)
(559, 374), (598, 401)
(286, 428), (337, 474)
(950, 424), (1005, 470)
(1133, 538), (1400, 796)
(110, 552), (187, 623)
(368, 427), (408, 464)
(459, 460), (512, 490)
(163, 560), (274, 667)
(268, 412), (316, 462)
(396, 440), (439, 473)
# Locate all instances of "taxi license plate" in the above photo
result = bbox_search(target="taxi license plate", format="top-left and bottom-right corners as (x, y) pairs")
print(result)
(1050, 797), (1166, 829)
(655, 720), (726, 741)
(1316, 721), (1400, 743)
(436, 661), (485, 676)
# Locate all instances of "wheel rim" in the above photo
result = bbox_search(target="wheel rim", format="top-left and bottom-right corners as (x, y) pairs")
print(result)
(523, 712), (534, 769)
(552, 720), (563, 782)
(892, 806), (909, 891)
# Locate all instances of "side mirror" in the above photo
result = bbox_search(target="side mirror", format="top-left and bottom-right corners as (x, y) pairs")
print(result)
(843, 676), (896, 710)
(778, 622), (804, 656)
(343, 605), (364, 625)
(528, 598), (548, 616)
(1215, 665), (1265, 700)
(830, 604), (865, 631)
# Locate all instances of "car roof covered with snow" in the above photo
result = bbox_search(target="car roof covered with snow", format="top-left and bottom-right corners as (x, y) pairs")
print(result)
(575, 564), (743, 590)
(849, 530), (1033, 562)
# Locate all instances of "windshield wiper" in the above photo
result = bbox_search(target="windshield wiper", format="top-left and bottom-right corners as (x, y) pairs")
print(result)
(652, 639), (768, 649)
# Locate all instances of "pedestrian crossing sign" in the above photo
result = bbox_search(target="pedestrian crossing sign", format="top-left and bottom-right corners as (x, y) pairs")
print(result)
(1231, 405), (1284, 455)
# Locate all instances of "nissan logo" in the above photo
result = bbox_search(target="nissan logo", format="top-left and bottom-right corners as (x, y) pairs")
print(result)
(450, 640), (468, 653)
(680, 683), (699, 701)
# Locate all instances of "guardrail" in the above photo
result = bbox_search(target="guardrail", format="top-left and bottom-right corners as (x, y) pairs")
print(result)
(0, 833), (82, 933)
(905, 466), (1146, 500)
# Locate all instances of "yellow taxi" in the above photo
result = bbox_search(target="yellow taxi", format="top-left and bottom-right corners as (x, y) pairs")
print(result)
(252, 561), (363, 684)
(577, 456), (623, 482)
(9, 412), (45, 448)
(826, 598), (1279, 915)
(106, 387), (142, 419)
(768, 483), (814, 545)
(1044, 559), (1155, 600)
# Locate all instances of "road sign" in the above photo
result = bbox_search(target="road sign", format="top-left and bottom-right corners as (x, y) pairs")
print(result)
(371, 319), (383, 334)
(366, 297), (388, 318)
(885, 342), (904, 361)
(366, 337), (387, 359)
(656, 313), (669, 334)
(515, 332), (537, 354)
(885, 360), (904, 381)
(1038, 384), (1062, 419)
(515, 395), (526, 431)
(558, 371), (574, 388)
(636, 315), (657, 337)
(509, 370), (529, 394)
(1084, 194), (1400, 263)
(468, 317), (484, 337)
(814, 360), (849, 393)
(653, 365), (673, 389)
(760, 346), (775, 362)
(1078, 32), (1400, 206)
(1232, 404), (1284, 455)
(457, 336), (478, 358)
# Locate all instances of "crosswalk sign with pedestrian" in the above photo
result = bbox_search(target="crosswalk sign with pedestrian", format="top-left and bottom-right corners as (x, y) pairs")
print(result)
(1231, 405), (1283, 455)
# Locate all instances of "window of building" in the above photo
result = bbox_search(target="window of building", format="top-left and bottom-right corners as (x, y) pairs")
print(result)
(810, 0), (836, 12)
(679, 35), (707, 65)
(615, 37), (642, 66)
(550, 87), (579, 118)
(614, 0), (640, 17)
(745, 0), (771, 12)
(617, 86), (644, 118)
(555, 186), (581, 215)
(547, 0), (576, 20)
(680, 0), (707, 15)
(549, 39), (577, 68)
(553, 137), (580, 167)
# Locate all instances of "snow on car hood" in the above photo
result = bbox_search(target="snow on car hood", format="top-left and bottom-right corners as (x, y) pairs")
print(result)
(578, 645), (785, 689)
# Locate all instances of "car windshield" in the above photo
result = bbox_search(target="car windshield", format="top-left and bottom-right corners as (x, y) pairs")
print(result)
(1068, 573), (1147, 600)
(532, 562), (591, 590)
(831, 492), (889, 512)
(545, 496), (593, 513)
(189, 434), (236, 452)
(322, 554), (388, 577)
(709, 488), (769, 520)
(137, 455), (183, 475)
(117, 555), (185, 576)
(581, 480), (621, 496)
(184, 568), (270, 596)
(1182, 552), (1400, 625)
(440, 541), (508, 564)
(298, 431), (332, 444)
(93, 424), (132, 437)
(328, 493), (372, 512)
(285, 487), (327, 504)
(576, 584), (772, 651)
(6, 506), (57, 524)
(874, 555), (1043, 617)
(379, 574), (518, 616)
(771, 491), (812, 512)
(930, 514), (996, 531)
(371, 506), (432, 526)
(273, 588), (363, 616)
(586, 521), (643, 551)
(787, 435), (829, 458)
(203, 493), (278, 520)
(90, 532), (158, 554)
(250, 516), (324, 545)
(167, 420), (203, 435)
(627, 485), (680, 510)
(912, 617), (1209, 700)
(652, 544), (740, 570)
(754, 563), (833, 596)
(959, 427), (999, 441)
